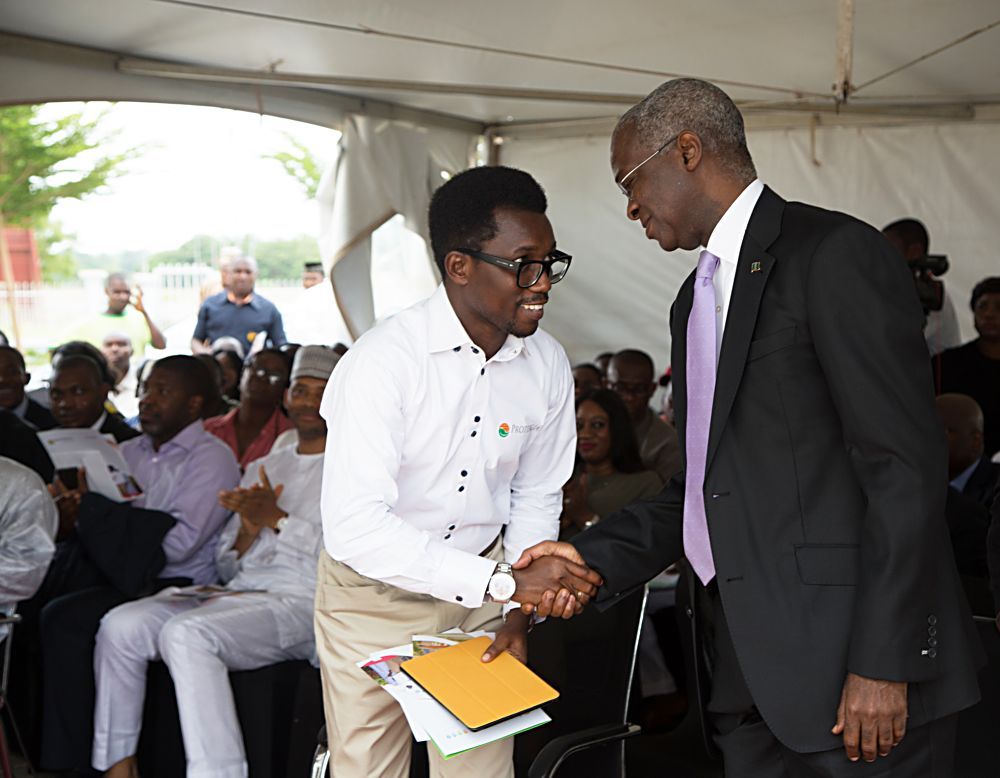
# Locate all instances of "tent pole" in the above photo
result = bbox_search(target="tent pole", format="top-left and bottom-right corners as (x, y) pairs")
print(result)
(835, 0), (855, 103)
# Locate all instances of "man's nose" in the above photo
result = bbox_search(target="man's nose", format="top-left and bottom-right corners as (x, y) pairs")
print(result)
(530, 269), (552, 294)
(626, 198), (640, 221)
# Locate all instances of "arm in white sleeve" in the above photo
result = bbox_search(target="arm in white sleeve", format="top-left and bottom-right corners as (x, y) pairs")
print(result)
(0, 476), (58, 602)
(321, 348), (496, 607)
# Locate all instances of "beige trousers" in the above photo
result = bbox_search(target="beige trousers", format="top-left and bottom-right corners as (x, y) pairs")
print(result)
(314, 544), (514, 778)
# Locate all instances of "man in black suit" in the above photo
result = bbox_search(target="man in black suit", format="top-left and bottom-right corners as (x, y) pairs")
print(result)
(49, 354), (140, 444)
(936, 393), (1000, 509)
(516, 79), (981, 776)
(0, 345), (56, 430)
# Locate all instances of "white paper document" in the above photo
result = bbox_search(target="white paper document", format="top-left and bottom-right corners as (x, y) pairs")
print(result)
(358, 632), (551, 759)
(37, 428), (142, 502)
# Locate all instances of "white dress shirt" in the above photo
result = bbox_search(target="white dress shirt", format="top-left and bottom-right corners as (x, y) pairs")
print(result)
(705, 178), (765, 362)
(320, 284), (576, 609)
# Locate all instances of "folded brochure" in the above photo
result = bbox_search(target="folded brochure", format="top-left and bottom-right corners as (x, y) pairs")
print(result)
(358, 631), (551, 759)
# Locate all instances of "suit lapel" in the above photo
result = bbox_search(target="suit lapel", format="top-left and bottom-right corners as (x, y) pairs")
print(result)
(705, 187), (784, 471)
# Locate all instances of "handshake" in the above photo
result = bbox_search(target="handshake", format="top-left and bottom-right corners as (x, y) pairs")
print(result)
(509, 541), (604, 619)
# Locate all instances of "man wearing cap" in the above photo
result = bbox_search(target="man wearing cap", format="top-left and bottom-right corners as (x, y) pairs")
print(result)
(302, 261), (325, 289)
(91, 345), (339, 778)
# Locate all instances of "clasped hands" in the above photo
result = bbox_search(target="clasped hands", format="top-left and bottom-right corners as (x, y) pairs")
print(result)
(510, 540), (602, 620)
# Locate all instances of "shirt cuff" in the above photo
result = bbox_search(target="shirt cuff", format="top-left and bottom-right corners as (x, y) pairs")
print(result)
(430, 547), (499, 609)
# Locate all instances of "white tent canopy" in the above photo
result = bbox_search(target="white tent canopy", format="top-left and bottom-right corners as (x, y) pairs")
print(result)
(2, 0), (999, 365)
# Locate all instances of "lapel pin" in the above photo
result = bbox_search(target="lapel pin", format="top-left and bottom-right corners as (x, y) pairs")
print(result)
(750, 261), (762, 273)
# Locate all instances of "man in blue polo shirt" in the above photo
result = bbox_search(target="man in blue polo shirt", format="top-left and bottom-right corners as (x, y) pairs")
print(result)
(191, 255), (287, 355)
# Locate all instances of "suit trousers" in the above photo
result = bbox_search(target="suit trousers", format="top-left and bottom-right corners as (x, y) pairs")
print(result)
(697, 583), (957, 777)
(92, 590), (314, 777)
(314, 542), (514, 778)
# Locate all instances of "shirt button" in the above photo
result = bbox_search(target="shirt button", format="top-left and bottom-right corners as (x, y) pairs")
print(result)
(471, 431), (477, 437)
(448, 524), (456, 530)
(474, 416), (481, 422)
(444, 534), (452, 540)
(453, 346), (461, 352)
(471, 347), (479, 354)
(461, 470), (468, 477)
(716, 305), (721, 312)
(458, 486), (465, 492)
(480, 368), (485, 376)
(456, 595), (463, 602)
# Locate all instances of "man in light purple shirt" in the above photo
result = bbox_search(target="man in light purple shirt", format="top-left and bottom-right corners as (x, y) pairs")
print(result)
(38, 355), (239, 772)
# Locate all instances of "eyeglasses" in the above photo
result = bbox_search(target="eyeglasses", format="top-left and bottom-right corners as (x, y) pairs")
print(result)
(458, 248), (572, 289)
(617, 134), (680, 197)
(250, 368), (286, 386)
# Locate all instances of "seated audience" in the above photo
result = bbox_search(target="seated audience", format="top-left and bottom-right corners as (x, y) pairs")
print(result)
(606, 349), (681, 483)
(92, 346), (337, 778)
(936, 394), (994, 614)
(561, 388), (661, 538)
(36, 356), (240, 772)
(101, 331), (140, 420)
(935, 276), (1000, 458)
(990, 493), (1000, 632)
(194, 353), (239, 417)
(594, 350), (613, 380)
(560, 388), (681, 732)
(0, 345), (56, 430)
(205, 349), (292, 469)
(213, 347), (244, 405)
(571, 362), (603, 402)
(49, 354), (140, 444)
(0, 457), (58, 638)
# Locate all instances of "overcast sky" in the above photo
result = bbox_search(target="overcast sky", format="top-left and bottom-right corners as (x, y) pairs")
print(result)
(41, 101), (341, 255)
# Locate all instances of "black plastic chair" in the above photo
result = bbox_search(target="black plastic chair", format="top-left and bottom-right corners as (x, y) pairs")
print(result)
(517, 586), (648, 778)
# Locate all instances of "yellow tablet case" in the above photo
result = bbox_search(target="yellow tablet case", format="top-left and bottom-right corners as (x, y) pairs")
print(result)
(401, 636), (559, 730)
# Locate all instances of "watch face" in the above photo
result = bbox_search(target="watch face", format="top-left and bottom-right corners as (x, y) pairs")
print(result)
(489, 573), (517, 602)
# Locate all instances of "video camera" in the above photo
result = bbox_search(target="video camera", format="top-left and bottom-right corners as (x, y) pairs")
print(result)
(909, 254), (949, 314)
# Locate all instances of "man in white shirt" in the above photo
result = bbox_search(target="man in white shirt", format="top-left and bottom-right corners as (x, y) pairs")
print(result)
(315, 165), (601, 778)
(91, 345), (339, 778)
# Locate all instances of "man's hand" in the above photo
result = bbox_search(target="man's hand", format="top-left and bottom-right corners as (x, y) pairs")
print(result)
(481, 611), (530, 664)
(50, 467), (87, 539)
(218, 466), (287, 529)
(511, 542), (602, 620)
(130, 285), (147, 314)
(831, 672), (908, 763)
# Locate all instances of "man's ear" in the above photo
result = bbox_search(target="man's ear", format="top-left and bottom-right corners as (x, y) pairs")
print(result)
(443, 250), (473, 287)
(189, 394), (205, 420)
(677, 131), (703, 170)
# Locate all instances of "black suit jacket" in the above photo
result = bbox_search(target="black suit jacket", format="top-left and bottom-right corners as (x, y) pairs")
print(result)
(99, 412), (141, 443)
(24, 397), (57, 431)
(574, 187), (981, 752)
(960, 456), (1000, 509)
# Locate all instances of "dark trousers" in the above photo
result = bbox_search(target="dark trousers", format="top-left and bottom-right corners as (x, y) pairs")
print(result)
(696, 584), (957, 778)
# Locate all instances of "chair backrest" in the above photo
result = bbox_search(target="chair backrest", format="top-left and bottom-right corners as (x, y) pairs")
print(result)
(514, 587), (648, 776)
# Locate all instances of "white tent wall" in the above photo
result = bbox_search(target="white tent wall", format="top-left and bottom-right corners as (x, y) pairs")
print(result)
(502, 119), (1000, 371)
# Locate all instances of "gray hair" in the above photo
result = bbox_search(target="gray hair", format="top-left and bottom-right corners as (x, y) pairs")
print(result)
(614, 78), (756, 183)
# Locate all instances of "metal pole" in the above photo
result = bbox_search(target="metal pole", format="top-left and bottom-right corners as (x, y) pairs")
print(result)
(835, 0), (856, 103)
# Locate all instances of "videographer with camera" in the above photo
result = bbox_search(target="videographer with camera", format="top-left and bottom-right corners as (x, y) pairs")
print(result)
(883, 218), (961, 356)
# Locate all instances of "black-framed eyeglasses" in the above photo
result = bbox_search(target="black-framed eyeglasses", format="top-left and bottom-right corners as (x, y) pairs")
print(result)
(617, 133), (680, 197)
(457, 247), (572, 289)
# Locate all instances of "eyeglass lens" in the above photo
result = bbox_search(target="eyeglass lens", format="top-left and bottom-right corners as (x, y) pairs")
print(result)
(516, 258), (570, 288)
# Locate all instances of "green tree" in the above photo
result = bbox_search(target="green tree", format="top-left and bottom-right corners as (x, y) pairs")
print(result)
(0, 104), (135, 344)
(263, 132), (323, 199)
(36, 218), (79, 282)
(254, 235), (321, 279)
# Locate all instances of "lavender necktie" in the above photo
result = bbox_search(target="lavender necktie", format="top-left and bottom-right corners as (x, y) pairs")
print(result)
(684, 250), (720, 585)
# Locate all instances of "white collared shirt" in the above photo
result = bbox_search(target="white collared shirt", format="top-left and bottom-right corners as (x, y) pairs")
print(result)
(704, 179), (765, 362)
(90, 411), (108, 431)
(320, 284), (576, 608)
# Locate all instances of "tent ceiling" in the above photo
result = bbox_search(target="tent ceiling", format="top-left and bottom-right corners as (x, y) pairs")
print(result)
(2, 0), (999, 129)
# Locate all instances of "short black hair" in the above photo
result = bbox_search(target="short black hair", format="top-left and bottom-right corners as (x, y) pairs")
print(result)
(971, 276), (1000, 310)
(572, 362), (602, 381)
(52, 341), (117, 386)
(52, 354), (108, 386)
(612, 349), (655, 380)
(577, 388), (646, 474)
(428, 166), (547, 279)
(0, 345), (26, 371)
(882, 219), (929, 254)
(149, 355), (220, 418)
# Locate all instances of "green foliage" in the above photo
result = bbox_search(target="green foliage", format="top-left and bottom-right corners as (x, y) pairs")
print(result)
(262, 132), (323, 199)
(148, 234), (319, 279)
(0, 104), (136, 227)
(36, 218), (79, 282)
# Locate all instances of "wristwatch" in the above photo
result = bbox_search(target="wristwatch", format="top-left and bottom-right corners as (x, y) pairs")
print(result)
(486, 562), (517, 603)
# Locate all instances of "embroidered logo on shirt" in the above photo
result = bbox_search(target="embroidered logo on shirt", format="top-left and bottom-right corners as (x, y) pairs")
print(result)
(498, 423), (511, 438)
(498, 422), (540, 438)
